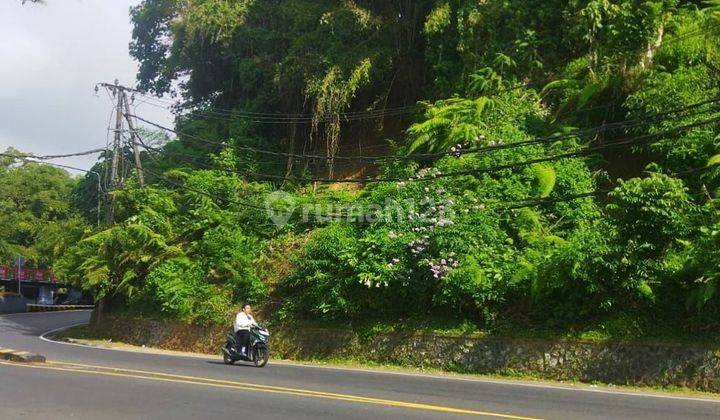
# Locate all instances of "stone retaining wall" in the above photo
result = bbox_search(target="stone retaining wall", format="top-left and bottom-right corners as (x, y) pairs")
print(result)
(91, 316), (720, 392)
(0, 295), (31, 314)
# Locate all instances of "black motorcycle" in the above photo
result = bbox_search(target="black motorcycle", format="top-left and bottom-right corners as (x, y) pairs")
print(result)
(222, 325), (270, 368)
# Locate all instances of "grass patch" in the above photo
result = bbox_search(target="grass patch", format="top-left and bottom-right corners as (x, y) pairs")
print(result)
(54, 325), (114, 344)
(272, 312), (720, 346)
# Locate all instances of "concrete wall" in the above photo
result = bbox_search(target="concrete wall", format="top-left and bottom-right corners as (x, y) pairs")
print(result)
(92, 316), (720, 392)
(0, 295), (30, 314)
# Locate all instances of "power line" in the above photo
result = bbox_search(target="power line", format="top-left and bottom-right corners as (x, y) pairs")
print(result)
(139, 105), (720, 182)
(141, 166), (315, 217)
(0, 148), (106, 161)
(144, 162), (596, 219)
(135, 94), (423, 123)
(141, 159), (719, 222)
(129, 96), (720, 164)
(135, 91), (419, 117)
(120, 105), (720, 217)
(132, 110), (720, 184)
(130, 79), (534, 126)
(494, 163), (715, 212)
(134, 112), (720, 185)
(33, 148), (107, 160)
(135, 139), (371, 171)
(250, 114), (720, 183)
(4, 150), (714, 227)
(0, 153), (93, 172)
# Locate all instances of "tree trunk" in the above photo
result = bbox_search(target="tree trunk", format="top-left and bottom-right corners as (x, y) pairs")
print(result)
(640, 22), (666, 71)
(90, 295), (105, 327)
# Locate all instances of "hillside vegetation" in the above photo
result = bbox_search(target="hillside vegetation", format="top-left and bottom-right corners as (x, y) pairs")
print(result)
(43, 1), (720, 339)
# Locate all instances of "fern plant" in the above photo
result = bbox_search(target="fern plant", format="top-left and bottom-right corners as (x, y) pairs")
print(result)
(532, 165), (557, 198)
(406, 97), (493, 154)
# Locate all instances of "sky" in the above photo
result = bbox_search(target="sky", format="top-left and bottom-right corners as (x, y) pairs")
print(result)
(0, 0), (173, 174)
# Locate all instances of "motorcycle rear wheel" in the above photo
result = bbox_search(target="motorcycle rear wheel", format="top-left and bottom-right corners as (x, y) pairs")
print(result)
(223, 346), (235, 365)
(254, 347), (269, 368)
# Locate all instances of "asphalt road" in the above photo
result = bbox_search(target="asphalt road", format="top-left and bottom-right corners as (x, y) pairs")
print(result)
(0, 311), (718, 419)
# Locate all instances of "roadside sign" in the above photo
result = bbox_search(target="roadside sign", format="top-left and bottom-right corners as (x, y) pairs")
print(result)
(15, 255), (24, 295)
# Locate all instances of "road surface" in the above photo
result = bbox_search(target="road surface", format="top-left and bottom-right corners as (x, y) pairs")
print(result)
(0, 311), (718, 419)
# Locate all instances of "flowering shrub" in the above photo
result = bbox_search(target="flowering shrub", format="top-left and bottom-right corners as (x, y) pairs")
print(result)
(278, 91), (600, 323)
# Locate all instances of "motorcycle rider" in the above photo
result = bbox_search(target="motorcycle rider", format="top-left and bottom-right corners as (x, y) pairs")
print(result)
(234, 303), (256, 356)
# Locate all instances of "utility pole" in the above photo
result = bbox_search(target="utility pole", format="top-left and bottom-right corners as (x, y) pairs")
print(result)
(15, 255), (24, 297)
(106, 79), (124, 225)
(99, 80), (146, 224)
(122, 91), (145, 187)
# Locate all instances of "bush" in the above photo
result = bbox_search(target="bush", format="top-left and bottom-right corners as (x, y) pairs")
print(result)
(280, 223), (363, 319)
(535, 174), (699, 321)
(198, 225), (267, 304)
(607, 174), (695, 250)
(141, 258), (232, 325)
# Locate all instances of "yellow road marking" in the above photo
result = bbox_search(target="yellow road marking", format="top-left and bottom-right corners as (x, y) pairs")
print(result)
(0, 360), (541, 419)
(10, 351), (28, 356)
(54, 360), (437, 403)
(0, 348), (16, 353)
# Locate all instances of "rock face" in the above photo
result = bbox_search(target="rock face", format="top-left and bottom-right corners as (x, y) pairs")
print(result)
(93, 316), (720, 392)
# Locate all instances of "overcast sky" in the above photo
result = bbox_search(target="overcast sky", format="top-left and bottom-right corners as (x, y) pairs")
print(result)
(0, 0), (173, 173)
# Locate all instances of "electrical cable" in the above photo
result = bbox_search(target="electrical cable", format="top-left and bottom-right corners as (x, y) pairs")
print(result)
(128, 97), (720, 165)
(133, 113), (720, 184)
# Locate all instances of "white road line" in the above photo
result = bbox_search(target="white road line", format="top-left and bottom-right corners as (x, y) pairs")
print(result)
(39, 322), (90, 344)
(35, 321), (720, 404)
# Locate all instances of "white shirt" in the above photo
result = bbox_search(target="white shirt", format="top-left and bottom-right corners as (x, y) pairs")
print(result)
(234, 311), (255, 332)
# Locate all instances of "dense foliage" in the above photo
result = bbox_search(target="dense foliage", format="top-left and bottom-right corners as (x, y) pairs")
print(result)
(39, 1), (720, 337)
(0, 152), (89, 268)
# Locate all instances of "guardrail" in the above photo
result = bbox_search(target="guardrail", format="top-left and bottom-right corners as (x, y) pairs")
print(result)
(27, 304), (94, 312)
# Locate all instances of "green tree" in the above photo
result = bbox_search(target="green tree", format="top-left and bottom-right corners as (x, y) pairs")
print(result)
(0, 153), (88, 268)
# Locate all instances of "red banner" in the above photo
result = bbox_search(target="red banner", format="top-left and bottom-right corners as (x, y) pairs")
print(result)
(15, 267), (28, 281)
(0, 266), (58, 282)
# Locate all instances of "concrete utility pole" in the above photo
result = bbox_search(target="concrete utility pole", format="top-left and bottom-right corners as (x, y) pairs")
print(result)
(99, 80), (146, 224)
(122, 91), (145, 187)
(106, 80), (124, 225)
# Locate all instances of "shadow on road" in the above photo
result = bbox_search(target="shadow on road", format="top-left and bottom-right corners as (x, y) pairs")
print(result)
(205, 360), (256, 369)
(1, 312), (87, 337)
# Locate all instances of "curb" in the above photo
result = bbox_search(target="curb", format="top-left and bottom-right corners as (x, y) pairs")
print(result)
(27, 304), (94, 312)
(0, 347), (46, 363)
(37, 325), (720, 403)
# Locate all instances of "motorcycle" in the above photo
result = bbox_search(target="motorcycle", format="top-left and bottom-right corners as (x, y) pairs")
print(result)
(222, 324), (270, 368)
